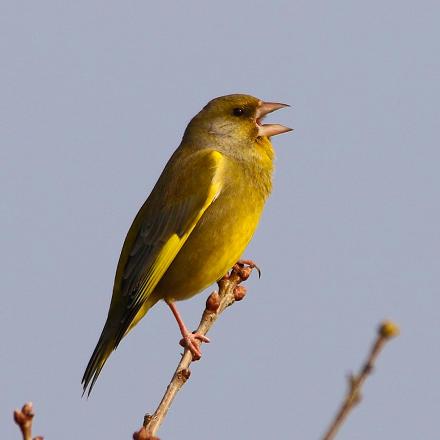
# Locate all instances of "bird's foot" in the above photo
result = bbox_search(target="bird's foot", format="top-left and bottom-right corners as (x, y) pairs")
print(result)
(166, 300), (210, 360)
(220, 259), (260, 282)
(233, 259), (261, 280)
(179, 332), (210, 360)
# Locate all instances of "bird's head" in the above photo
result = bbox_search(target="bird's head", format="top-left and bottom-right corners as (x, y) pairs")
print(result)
(184, 94), (292, 145)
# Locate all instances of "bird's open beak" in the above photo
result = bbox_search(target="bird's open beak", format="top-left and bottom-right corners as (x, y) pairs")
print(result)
(256, 101), (292, 137)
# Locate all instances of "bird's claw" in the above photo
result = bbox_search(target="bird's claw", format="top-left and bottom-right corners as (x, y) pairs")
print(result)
(179, 332), (210, 360)
(233, 259), (261, 280)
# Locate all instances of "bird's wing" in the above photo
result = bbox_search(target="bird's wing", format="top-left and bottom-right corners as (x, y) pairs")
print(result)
(110, 149), (225, 344)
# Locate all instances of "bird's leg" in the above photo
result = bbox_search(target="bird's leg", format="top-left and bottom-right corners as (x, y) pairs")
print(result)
(165, 300), (210, 360)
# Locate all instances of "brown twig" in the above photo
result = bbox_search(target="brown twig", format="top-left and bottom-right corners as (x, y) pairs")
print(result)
(133, 263), (254, 439)
(322, 320), (400, 440)
(13, 402), (44, 440)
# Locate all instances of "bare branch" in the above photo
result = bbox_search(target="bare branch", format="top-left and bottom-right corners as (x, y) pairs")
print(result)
(322, 320), (400, 440)
(134, 263), (255, 438)
(13, 402), (44, 440)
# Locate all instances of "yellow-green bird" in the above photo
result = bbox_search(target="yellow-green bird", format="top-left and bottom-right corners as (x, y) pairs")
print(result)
(82, 94), (291, 395)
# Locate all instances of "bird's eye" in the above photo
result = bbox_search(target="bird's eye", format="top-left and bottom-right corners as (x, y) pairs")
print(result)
(232, 107), (244, 116)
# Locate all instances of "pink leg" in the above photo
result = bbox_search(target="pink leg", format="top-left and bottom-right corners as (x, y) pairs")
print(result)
(166, 300), (210, 359)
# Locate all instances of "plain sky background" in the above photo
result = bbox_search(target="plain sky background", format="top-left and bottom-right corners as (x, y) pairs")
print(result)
(1, 1), (439, 439)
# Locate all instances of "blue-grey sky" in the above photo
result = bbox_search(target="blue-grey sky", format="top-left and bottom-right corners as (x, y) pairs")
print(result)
(1, 1), (439, 439)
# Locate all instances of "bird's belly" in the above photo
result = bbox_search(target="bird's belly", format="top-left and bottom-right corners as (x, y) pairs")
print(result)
(155, 196), (264, 301)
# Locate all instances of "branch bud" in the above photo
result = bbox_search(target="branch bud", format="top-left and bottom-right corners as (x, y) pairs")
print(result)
(378, 320), (400, 339)
(233, 285), (247, 301)
(206, 291), (220, 312)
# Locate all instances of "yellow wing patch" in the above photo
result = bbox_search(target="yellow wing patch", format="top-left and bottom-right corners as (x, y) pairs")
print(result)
(135, 150), (223, 302)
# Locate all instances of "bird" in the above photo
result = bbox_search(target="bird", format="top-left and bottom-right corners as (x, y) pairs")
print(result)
(82, 94), (291, 395)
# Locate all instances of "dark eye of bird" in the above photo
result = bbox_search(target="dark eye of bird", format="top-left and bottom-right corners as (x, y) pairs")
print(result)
(232, 107), (244, 116)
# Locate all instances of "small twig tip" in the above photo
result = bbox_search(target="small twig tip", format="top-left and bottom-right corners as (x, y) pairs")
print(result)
(378, 320), (400, 339)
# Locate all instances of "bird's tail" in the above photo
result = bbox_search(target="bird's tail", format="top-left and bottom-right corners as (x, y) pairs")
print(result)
(81, 322), (116, 397)
(82, 295), (160, 396)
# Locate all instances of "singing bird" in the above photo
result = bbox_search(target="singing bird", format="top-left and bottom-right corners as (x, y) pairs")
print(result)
(82, 94), (291, 394)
